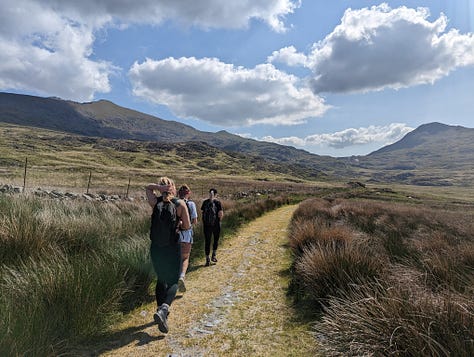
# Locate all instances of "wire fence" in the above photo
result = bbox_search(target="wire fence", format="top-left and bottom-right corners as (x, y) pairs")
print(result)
(1, 156), (323, 202)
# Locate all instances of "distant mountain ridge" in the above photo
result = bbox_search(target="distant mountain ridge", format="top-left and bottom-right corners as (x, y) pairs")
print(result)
(1, 92), (473, 186)
(369, 122), (473, 155)
(357, 122), (474, 185)
(0, 92), (345, 178)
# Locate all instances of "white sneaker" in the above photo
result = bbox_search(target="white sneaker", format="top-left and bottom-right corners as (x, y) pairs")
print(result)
(178, 277), (186, 293)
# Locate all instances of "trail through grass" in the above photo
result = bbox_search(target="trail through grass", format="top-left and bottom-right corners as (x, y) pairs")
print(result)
(83, 205), (316, 356)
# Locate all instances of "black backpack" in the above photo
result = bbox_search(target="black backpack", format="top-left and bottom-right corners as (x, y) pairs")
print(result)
(203, 200), (217, 226)
(150, 198), (180, 246)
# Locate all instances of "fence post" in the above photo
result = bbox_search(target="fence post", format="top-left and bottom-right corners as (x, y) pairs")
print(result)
(23, 157), (28, 192)
(126, 176), (131, 198)
(86, 171), (92, 194)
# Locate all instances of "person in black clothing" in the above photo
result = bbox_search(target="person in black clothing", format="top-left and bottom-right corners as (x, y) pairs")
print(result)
(201, 188), (224, 266)
(145, 177), (190, 334)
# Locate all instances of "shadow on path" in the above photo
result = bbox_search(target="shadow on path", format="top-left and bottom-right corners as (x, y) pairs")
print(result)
(79, 321), (165, 356)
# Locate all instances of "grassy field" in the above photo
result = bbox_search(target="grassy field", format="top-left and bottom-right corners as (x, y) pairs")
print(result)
(2, 122), (474, 355)
(0, 123), (336, 196)
(0, 190), (301, 356)
(288, 188), (474, 356)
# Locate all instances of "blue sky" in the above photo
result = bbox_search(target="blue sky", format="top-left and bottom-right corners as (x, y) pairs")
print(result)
(1, 1), (473, 156)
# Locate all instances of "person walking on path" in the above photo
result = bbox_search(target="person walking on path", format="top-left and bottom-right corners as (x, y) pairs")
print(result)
(201, 188), (224, 266)
(177, 184), (198, 293)
(146, 177), (190, 334)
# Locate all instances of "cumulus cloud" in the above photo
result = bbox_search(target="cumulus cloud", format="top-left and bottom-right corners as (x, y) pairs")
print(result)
(23, 0), (300, 32)
(305, 3), (474, 93)
(129, 56), (329, 126)
(0, 0), (116, 101)
(0, 0), (298, 101)
(261, 123), (414, 149)
(267, 46), (308, 66)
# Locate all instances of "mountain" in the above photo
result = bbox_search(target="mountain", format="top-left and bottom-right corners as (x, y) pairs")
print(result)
(0, 92), (346, 179)
(0, 92), (199, 141)
(369, 122), (473, 157)
(355, 122), (474, 186)
(1, 92), (473, 186)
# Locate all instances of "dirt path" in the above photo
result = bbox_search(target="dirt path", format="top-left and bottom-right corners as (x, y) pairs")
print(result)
(95, 204), (316, 356)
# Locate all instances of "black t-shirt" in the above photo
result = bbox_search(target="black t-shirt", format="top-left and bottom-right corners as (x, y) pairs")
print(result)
(201, 199), (222, 224)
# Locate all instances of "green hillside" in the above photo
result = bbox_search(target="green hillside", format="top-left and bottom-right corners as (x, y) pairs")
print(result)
(0, 123), (332, 194)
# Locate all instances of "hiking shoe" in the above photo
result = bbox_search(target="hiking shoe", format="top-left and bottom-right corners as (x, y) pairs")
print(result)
(205, 257), (211, 266)
(211, 254), (217, 263)
(178, 277), (186, 293)
(153, 309), (169, 333)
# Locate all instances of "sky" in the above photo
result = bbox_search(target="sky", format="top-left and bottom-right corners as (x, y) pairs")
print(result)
(1, 1), (473, 157)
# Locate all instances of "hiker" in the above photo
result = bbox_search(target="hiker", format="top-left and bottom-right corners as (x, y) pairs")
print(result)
(146, 177), (191, 334)
(201, 188), (224, 266)
(177, 184), (198, 293)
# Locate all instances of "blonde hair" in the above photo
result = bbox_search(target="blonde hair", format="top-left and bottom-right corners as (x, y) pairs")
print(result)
(159, 176), (175, 201)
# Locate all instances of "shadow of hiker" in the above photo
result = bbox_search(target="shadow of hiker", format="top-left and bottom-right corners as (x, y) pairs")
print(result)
(135, 331), (164, 346)
(187, 262), (213, 273)
(82, 321), (165, 356)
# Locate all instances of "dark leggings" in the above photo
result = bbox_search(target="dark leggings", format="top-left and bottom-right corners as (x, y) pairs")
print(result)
(155, 281), (178, 306)
(204, 224), (221, 256)
(150, 243), (181, 307)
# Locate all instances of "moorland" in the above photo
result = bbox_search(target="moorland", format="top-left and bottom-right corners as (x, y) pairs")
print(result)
(0, 92), (473, 356)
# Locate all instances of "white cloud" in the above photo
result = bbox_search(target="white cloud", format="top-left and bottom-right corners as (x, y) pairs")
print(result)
(129, 56), (329, 126)
(306, 3), (474, 93)
(0, 0), (298, 101)
(267, 46), (308, 66)
(27, 0), (300, 32)
(0, 0), (115, 101)
(261, 123), (414, 149)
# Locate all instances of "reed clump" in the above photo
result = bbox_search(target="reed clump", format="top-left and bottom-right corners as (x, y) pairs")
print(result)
(288, 197), (474, 356)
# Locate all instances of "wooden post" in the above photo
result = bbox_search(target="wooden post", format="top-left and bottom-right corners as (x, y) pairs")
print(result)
(126, 177), (131, 198)
(23, 157), (27, 192)
(86, 171), (92, 194)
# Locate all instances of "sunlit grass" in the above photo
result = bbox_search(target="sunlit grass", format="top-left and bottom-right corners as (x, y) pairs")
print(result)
(288, 197), (474, 355)
(0, 191), (297, 356)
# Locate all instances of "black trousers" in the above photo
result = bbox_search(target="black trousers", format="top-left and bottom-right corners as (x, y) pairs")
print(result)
(150, 243), (181, 307)
(203, 224), (221, 256)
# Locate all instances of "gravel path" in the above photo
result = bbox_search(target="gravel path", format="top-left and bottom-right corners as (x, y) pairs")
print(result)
(95, 204), (315, 356)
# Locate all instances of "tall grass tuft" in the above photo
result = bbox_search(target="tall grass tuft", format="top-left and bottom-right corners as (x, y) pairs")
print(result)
(294, 242), (385, 303)
(0, 249), (127, 356)
(0, 195), (154, 356)
(314, 282), (474, 356)
(289, 197), (474, 355)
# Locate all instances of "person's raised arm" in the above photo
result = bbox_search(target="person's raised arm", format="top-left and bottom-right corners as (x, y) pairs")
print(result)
(145, 183), (173, 207)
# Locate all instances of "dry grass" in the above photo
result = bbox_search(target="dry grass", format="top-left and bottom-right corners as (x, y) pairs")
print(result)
(288, 197), (474, 355)
(87, 205), (316, 356)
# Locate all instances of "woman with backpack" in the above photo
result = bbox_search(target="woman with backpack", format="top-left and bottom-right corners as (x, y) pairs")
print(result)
(201, 188), (224, 266)
(177, 184), (198, 293)
(145, 177), (190, 334)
